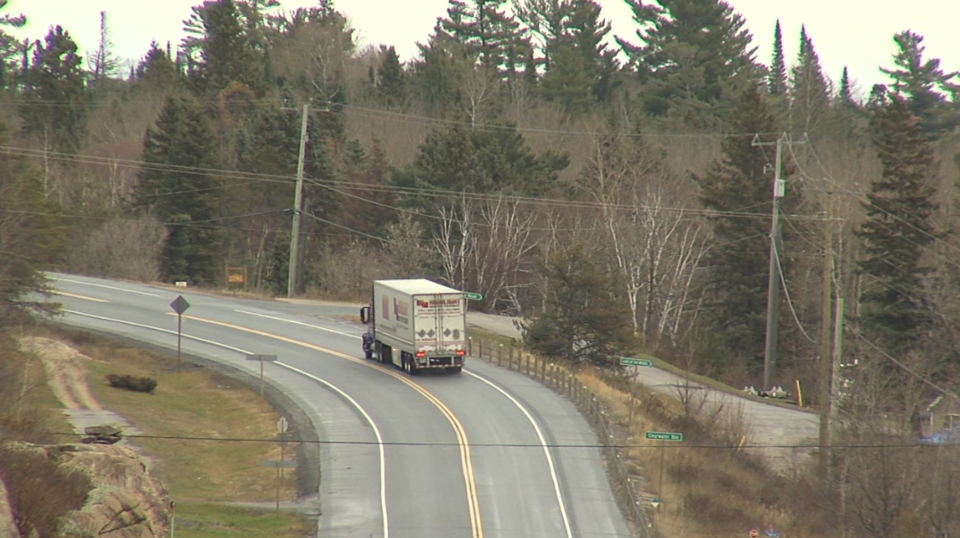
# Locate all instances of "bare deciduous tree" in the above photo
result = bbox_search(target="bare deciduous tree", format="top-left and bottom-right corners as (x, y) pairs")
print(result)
(68, 215), (167, 282)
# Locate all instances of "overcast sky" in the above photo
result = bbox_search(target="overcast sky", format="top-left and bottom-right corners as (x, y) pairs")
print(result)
(9, 0), (960, 100)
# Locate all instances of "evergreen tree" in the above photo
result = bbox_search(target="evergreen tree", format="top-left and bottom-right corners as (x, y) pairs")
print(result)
(880, 30), (958, 136)
(181, 0), (265, 95)
(133, 96), (223, 285)
(134, 42), (180, 88)
(522, 243), (638, 367)
(0, 120), (65, 321)
(0, 0), (25, 91)
(517, 0), (619, 104)
(439, 0), (532, 76)
(395, 122), (568, 196)
(838, 66), (857, 107)
(856, 94), (938, 354)
(21, 26), (86, 157)
(789, 26), (830, 136)
(338, 138), (396, 240)
(87, 11), (120, 84)
(693, 85), (799, 373)
(376, 46), (406, 106)
(768, 20), (787, 96)
(617, 0), (763, 122)
(539, 42), (594, 112)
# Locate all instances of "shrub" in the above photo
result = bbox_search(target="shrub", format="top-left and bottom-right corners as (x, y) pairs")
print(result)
(105, 374), (157, 393)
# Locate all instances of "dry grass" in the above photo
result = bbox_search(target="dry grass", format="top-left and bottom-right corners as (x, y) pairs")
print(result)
(22, 326), (310, 538)
(466, 335), (809, 538)
(76, 343), (298, 503)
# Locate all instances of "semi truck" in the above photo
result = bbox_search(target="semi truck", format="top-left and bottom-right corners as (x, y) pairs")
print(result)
(359, 279), (467, 374)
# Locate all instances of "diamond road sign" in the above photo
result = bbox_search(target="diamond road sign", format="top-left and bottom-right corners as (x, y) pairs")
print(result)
(620, 357), (652, 367)
(645, 431), (683, 442)
(169, 295), (190, 315)
(465, 292), (483, 301)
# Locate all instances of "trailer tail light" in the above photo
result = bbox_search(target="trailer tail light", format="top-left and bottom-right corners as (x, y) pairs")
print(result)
(415, 351), (425, 358)
(455, 350), (465, 356)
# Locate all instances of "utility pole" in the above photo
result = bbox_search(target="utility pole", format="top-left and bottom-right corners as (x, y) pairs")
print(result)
(287, 103), (309, 298)
(756, 133), (785, 390)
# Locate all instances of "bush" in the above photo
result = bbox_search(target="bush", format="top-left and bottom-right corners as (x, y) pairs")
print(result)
(105, 374), (157, 393)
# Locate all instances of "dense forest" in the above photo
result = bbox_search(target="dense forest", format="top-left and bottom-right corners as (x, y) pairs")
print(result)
(2, 1), (960, 533)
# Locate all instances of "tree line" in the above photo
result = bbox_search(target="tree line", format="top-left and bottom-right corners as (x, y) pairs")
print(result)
(2, 1), (960, 533)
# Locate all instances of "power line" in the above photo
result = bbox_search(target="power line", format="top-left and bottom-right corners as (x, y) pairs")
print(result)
(42, 431), (950, 450)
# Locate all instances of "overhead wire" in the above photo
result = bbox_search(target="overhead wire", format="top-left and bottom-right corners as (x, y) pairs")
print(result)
(41, 430), (953, 450)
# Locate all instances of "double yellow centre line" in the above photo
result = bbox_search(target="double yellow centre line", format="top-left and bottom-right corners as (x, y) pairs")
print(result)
(182, 314), (483, 538)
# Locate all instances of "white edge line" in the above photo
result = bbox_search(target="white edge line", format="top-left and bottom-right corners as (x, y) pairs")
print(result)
(236, 310), (359, 339)
(465, 370), (573, 538)
(59, 309), (389, 538)
(273, 362), (388, 538)
(54, 278), (162, 297)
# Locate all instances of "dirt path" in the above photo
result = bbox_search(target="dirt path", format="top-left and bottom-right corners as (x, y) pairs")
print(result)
(18, 337), (141, 442)
(19, 337), (102, 411)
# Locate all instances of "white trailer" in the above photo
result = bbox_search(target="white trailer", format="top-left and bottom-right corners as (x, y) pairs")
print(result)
(359, 279), (467, 374)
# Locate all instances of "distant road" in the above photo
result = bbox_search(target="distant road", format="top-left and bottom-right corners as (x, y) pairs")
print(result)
(465, 312), (819, 472)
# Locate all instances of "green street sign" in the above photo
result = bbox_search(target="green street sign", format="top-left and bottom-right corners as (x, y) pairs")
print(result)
(465, 292), (483, 301)
(645, 431), (683, 442)
(620, 357), (652, 367)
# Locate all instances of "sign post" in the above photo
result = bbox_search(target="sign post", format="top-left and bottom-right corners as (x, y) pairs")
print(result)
(276, 417), (288, 510)
(646, 431), (683, 503)
(621, 357), (652, 424)
(245, 354), (278, 398)
(169, 296), (190, 373)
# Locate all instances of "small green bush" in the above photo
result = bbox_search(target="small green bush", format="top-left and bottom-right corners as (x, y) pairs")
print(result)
(105, 374), (157, 393)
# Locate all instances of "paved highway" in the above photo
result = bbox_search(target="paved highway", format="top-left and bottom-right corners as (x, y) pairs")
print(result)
(47, 274), (630, 538)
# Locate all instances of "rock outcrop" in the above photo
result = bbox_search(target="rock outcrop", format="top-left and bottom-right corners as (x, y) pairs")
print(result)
(3, 443), (171, 538)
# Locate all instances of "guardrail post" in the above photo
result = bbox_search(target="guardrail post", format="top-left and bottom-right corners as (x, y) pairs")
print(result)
(497, 344), (502, 366)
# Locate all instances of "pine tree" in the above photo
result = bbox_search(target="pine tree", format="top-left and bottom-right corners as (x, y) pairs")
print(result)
(768, 20), (787, 96)
(397, 122), (568, 196)
(856, 94), (938, 353)
(0, 0), (25, 91)
(522, 243), (638, 367)
(838, 66), (857, 107)
(0, 119), (65, 321)
(134, 42), (179, 87)
(880, 30), (958, 136)
(517, 0), (619, 104)
(439, 0), (532, 76)
(376, 46), (406, 107)
(617, 0), (763, 121)
(134, 96), (223, 285)
(539, 42), (594, 112)
(87, 11), (120, 84)
(181, 0), (265, 95)
(21, 26), (86, 157)
(693, 85), (799, 373)
(789, 26), (830, 136)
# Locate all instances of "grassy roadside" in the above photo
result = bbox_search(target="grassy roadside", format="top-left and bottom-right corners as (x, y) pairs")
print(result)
(46, 328), (311, 538)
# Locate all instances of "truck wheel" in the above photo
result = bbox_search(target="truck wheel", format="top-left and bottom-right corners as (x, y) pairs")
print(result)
(449, 366), (463, 374)
(403, 356), (418, 375)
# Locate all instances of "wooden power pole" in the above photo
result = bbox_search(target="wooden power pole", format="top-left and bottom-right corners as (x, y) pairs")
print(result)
(287, 103), (309, 298)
